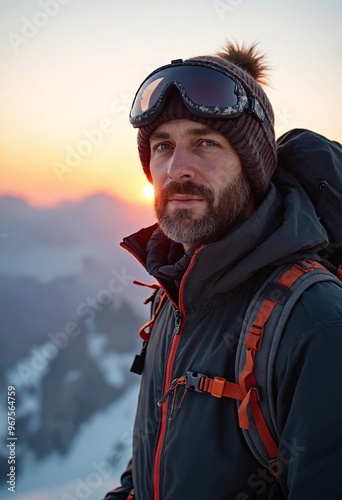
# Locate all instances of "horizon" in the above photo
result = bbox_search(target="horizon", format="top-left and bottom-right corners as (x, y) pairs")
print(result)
(0, 189), (156, 211)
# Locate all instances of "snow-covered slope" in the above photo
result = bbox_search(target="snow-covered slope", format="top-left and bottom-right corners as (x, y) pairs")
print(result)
(1, 382), (140, 499)
(0, 194), (155, 499)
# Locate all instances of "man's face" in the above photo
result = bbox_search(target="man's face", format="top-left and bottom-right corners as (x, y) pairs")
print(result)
(149, 119), (254, 249)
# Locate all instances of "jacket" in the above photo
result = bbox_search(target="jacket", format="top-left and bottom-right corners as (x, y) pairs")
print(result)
(104, 179), (342, 500)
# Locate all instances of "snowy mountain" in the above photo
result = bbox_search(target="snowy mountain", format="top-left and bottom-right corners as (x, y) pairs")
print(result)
(0, 194), (156, 498)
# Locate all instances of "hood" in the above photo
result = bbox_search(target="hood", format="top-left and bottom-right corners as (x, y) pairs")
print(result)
(121, 170), (328, 310)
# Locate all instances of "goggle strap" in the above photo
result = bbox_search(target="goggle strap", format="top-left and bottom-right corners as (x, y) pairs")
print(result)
(246, 97), (272, 135)
(247, 97), (265, 122)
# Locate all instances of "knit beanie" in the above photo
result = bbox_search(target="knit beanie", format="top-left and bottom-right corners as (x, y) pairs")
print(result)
(136, 42), (277, 196)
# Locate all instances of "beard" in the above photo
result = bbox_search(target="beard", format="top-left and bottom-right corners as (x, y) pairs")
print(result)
(154, 173), (252, 246)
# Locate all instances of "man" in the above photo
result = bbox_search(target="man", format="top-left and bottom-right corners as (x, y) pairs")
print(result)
(104, 42), (342, 499)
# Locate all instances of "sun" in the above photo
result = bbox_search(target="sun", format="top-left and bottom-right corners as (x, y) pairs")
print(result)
(143, 184), (155, 199)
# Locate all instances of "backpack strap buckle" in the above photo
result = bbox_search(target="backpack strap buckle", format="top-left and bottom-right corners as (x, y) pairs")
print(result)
(185, 371), (207, 392)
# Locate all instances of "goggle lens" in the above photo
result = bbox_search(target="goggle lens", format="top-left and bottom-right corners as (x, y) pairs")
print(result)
(130, 64), (242, 124)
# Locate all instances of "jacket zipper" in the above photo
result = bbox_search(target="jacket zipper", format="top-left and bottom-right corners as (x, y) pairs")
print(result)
(152, 246), (204, 500)
(152, 309), (183, 499)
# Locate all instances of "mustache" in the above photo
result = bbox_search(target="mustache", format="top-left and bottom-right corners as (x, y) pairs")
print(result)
(156, 181), (214, 204)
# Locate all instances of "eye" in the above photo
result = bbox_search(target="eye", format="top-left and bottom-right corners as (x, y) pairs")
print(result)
(200, 139), (218, 148)
(154, 143), (173, 152)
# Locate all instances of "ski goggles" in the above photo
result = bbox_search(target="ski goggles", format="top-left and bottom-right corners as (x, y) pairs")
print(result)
(129, 59), (271, 136)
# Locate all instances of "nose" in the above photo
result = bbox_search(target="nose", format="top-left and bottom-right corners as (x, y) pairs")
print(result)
(167, 145), (196, 182)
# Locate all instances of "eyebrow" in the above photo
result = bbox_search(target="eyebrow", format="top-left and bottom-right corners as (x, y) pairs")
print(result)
(150, 126), (217, 141)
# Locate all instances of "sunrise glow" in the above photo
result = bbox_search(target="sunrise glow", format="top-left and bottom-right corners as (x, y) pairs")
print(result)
(143, 184), (155, 200)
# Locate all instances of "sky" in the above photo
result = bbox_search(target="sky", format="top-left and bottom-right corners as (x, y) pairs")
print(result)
(0, 0), (341, 208)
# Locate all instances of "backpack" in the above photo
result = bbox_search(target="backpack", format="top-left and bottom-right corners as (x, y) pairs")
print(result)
(235, 259), (342, 478)
(234, 129), (342, 475)
(130, 129), (342, 478)
(276, 128), (342, 270)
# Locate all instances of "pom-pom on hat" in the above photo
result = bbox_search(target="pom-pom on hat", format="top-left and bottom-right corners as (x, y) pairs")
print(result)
(135, 41), (277, 197)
